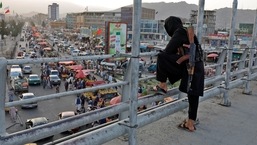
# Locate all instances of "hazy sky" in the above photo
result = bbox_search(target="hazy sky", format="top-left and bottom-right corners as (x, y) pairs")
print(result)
(0, 0), (256, 14)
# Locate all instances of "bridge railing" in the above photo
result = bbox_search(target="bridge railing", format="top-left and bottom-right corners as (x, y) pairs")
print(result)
(1, 46), (257, 145)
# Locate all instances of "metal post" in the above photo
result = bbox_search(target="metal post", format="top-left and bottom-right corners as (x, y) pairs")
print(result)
(243, 9), (257, 94)
(196, 0), (205, 43)
(127, 0), (141, 144)
(222, 0), (238, 106)
(0, 57), (7, 136)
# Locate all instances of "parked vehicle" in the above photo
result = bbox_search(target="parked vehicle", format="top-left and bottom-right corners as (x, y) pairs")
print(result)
(58, 111), (79, 133)
(28, 74), (41, 85)
(49, 75), (61, 85)
(20, 93), (37, 109)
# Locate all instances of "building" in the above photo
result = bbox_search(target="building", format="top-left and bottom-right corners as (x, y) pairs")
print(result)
(121, 7), (155, 31)
(49, 21), (66, 29)
(127, 19), (166, 41)
(83, 11), (121, 29)
(48, 3), (59, 20)
(32, 13), (48, 26)
(66, 13), (77, 29)
(190, 10), (216, 35)
(66, 11), (121, 30)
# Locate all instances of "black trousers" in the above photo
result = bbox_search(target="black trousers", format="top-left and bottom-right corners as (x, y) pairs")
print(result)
(156, 52), (204, 96)
(156, 52), (204, 121)
(188, 94), (199, 121)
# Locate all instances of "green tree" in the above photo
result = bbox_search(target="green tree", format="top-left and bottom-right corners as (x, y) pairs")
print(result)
(0, 20), (7, 38)
(42, 21), (46, 28)
(30, 21), (35, 27)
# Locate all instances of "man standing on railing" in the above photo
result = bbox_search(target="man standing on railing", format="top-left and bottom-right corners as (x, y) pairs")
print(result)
(154, 16), (204, 132)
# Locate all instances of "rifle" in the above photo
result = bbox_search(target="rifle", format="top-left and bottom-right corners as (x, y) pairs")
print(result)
(176, 26), (196, 92)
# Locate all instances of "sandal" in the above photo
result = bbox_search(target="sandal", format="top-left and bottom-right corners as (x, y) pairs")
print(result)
(182, 118), (200, 126)
(178, 122), (196, 132)
(153, 85), (167, 95)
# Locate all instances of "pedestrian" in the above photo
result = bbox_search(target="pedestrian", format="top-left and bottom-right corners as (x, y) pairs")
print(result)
(9, 106), (17, 122)
(154, 16), (204, 132)
(75, 95), (82, 113)
(42, 77), (47, 89)
(64, 81), (69, 91)
(56, 85), (60, 93)
(80, 93), (85, 107)
(8, 88), (15, 102)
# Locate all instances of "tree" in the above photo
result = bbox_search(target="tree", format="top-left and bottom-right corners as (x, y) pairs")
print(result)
(30, 21), (35, 27)
(0, 20), (8, 38)
(42, 21), (46, 28)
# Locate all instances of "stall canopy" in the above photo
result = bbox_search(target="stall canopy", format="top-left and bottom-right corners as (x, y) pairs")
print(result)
(68, 64), (83, 70)
(59, 61), (76, 66)
(38, 42), (48, 45)
(110, 96), (121, 105)
(43, 47), (52, 51)
(207, 53), (218, 58)
(75, 69), (85, 79)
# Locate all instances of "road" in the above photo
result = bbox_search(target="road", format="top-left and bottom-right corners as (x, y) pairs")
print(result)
(5, 36), (157, 144)
(5, 40), (86, 144)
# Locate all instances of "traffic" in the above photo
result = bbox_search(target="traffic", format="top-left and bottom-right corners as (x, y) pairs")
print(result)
(5, 23), (159, 144)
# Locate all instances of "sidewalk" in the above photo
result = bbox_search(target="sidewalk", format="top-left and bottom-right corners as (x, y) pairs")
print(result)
(104, 81), (257, 145)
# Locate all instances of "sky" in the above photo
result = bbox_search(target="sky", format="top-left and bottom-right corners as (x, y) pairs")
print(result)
(0, 0), (257, 14)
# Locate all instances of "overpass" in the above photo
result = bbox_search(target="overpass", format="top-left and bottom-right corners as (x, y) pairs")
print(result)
(1, 0), (257, 145)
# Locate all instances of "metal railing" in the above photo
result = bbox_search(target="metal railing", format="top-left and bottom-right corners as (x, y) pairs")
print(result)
(1, 0), (257, 145)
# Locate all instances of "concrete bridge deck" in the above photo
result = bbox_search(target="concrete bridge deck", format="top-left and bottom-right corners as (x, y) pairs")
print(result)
(104, 81), (257, 145)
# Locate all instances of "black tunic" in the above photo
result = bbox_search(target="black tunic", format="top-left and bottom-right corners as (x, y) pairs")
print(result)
(156, 16), (204, 96)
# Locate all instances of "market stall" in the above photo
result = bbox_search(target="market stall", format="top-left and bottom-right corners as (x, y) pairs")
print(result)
(68, 64), (84, 70)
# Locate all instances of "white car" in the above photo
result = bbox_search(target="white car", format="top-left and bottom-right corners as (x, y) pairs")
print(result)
(22, 65), (32, 74)
(78, 51), (89, 56)
(71, 49), (80, 56)
(20, 93), (38, 109)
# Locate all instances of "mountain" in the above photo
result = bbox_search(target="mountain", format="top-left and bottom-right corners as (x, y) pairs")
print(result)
(21, 1), (257, 29)
(140, 2), (256, 29)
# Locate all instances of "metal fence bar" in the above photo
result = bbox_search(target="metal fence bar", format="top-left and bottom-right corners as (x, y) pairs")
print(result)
(222, 0), (238, 106)
(57, 86), (225, 145)
(0, 57), (7, 136)
(127, 0), (142, 144)
(6, 52), (158, 65)
(244, 9), (257, 94)
(5, 81), (128, 107)
(196, 0), (205, 42)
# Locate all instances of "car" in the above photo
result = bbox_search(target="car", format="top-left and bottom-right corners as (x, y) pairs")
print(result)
(30, 52), (37, 58)
(20, 47), (26, 52)
(12, 77), (29, 93)
(22, 65), (32, 74)
(20, 93), (37, 109)
(78, 51), (89, 56)
(50, 70), (59, 76)
(24, 53), (30, 59)
(49, 75), (61, 85)
(28, 74), (41, 85)
(71, 49), (80, 56)
(58, 111), (79, 133)
(25, 117), (53, 140)
(11, 65), (21, 69)
(20, 37), (25, 41)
